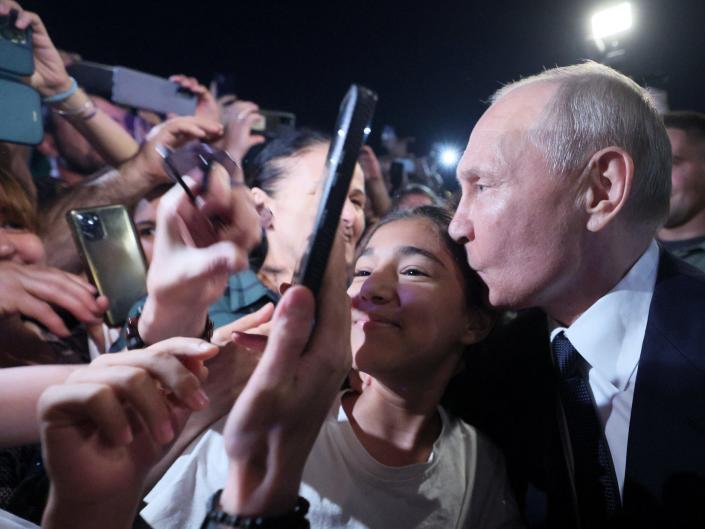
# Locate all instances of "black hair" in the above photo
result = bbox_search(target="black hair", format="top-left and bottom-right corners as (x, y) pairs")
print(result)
(663, 111), (705, 143)
(391, 183), (444, 210)
(357, 205), (491, 315)
(244, 129), (330, 196)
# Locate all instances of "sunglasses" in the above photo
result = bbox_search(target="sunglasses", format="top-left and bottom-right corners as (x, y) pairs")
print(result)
(155, 143), (240, 204)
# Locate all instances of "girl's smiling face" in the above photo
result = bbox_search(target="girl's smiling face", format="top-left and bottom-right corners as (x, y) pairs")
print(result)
(348, 216), (486, 382)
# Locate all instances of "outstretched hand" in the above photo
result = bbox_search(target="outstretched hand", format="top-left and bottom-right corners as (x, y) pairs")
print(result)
(39, 338), (218, 529)
(220, 234), (351, 516)
(130, 115), (225, 185)
(138, 163), (261, 344)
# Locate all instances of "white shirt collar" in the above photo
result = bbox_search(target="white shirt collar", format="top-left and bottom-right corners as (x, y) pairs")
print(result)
(550, 240), (660, 391)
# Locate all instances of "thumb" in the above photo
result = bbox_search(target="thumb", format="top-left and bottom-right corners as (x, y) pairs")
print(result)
(256, 286), (315, 381)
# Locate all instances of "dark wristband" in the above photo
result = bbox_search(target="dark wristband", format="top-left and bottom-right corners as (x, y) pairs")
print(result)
(200, 489), (310, 529)
(125, 310), (214, 350)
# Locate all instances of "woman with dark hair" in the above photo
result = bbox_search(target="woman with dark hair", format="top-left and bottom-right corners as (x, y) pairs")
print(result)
(245, 129), (367, 290)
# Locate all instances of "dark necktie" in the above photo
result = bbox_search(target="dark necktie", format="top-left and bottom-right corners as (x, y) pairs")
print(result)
(552, 332), (621, 528)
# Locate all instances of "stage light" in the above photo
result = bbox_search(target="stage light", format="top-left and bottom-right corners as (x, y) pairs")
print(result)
(438, 146), (460, 168)
(364, 126), (371, 135)
(591, 2), (632, 41)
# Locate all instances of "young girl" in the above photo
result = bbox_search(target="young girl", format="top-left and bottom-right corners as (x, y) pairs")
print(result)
(300, 206), (520, 528)
(142, 205), (520, 528)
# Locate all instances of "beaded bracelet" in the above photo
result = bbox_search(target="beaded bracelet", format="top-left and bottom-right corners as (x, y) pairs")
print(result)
(125, 310), (214, 350)
(200, 490), (310, 529)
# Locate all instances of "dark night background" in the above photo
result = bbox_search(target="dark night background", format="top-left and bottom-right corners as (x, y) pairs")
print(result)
(23, 0), (705, 154)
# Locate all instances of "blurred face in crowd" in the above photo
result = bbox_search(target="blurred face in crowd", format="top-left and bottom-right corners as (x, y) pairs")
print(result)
(265, 142), (366, 267)
(449, 83), (586, 311)
(134, 195), (161, 266)
(396, 191), (435, 211)
(0, 182), (45, 266)
(349, 217), (477, 381)
(662, 128), (705, 229)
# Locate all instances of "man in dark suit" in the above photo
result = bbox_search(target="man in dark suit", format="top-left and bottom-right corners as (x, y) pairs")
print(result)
(448, 62), (705, 528)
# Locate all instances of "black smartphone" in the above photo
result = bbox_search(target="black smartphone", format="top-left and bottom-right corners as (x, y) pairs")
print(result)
(67, 61), (197, 116)
(0, 11), (33, 77)
(292, 84), (378, 298)
(66, 205), (148, 327)
(251, 109), (296, 138)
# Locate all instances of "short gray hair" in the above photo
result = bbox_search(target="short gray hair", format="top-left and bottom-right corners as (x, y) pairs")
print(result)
(491, 61), (671, 228)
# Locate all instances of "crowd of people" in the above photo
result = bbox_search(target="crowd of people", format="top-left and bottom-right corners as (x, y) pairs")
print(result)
(1, 1), (704, 528)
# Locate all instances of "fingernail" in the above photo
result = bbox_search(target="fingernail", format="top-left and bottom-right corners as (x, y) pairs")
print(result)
(159, 421), (174, 443)
(120, 426), (134, 445)
(199, 342), (214, 351)
(188, 389), (209, 410)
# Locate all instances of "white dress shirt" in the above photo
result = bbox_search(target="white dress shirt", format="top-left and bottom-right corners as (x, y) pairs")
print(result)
(549, 240), (660, 497)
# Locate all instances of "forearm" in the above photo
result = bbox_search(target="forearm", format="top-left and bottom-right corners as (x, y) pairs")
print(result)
(43, 489), (140, 529)
(51, 87), (139, 166)
(138, 296), (210, 345)
(0, 365), (78, 448)
(366, 178), (391, 217)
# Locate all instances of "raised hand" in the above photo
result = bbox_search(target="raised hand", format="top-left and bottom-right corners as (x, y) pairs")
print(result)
(169, 74), (220, 123)
(138, 165), (261, 344)
(221, 100), (266, 164)
(0, 0), (71, 97)
(220, 234), (351, 517)
(39, 337), (218, 529)
(129, 115), (225, 185)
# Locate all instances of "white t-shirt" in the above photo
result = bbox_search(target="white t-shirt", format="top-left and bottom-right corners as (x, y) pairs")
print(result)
(142, 395), (521, 529)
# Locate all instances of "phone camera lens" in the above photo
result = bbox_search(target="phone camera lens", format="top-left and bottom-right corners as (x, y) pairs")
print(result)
(77, 213), (106, 241)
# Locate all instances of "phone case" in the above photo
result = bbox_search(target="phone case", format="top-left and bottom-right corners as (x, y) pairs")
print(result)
(66, 205), (148, 327)
(293, 84), (378, 299)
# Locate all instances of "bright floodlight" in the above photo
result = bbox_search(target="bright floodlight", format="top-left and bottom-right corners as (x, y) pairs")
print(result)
(439, 146), (460, 168)
(591, 2), (632, 40)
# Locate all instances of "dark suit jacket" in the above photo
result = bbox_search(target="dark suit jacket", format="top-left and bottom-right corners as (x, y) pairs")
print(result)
(447, 251), (705, 529)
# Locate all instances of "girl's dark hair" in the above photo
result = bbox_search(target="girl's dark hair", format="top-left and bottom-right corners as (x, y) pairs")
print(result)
(357, 205), (490, 314)
(244, 129), (330, 196)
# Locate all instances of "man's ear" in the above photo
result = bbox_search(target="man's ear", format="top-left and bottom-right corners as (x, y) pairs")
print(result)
(461, 309), (496, 346)
(251, 187), (274, 229)
(581, 147), (634, 233)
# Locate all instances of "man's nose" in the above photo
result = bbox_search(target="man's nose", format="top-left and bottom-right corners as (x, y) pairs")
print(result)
(449, 207), (473, 244)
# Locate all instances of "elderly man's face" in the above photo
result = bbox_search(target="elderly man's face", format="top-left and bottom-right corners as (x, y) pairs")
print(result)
(449, 83), (586, 310)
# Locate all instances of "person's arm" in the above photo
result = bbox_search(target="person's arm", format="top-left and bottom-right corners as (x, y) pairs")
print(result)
(1, 0), (138, 165)
(215, 234), (351, 520)
(137, 154), (261, 344)
(0, 364), (77, 448)
(38, 338), (218, 529)
(359, 145), (391, 218)
(40, 116), (224, 273)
